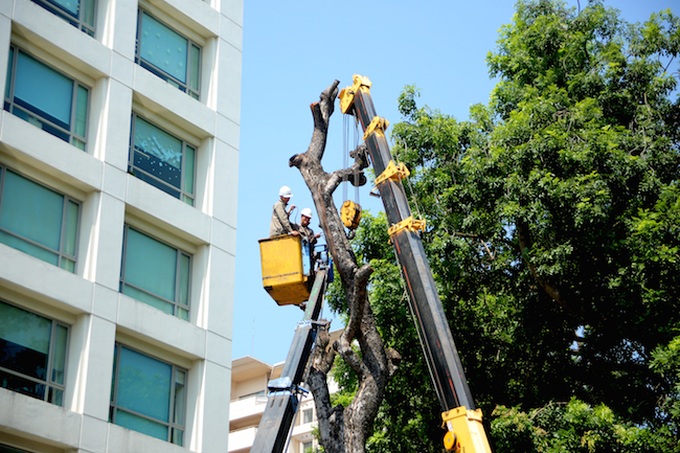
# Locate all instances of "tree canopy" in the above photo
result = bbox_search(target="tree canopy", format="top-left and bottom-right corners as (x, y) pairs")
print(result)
(329, 1), (679, 451)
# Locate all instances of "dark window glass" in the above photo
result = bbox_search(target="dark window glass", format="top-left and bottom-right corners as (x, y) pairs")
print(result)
(129, 114), (196, 205)
(0, 300), (68, 405)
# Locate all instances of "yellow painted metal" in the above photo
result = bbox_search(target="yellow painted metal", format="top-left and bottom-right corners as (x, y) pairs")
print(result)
(387, 216), (426, 237)
(374, 160), (410, 186)
(259, 235), (309, 306)
(339, 74), (372, 114)
(340, 200), (362, 229)
(441, 407), (492, 452)
(363, 115), (390, 140)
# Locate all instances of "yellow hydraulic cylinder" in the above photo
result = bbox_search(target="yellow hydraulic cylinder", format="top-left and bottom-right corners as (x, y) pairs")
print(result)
(442, 407), (492, 452)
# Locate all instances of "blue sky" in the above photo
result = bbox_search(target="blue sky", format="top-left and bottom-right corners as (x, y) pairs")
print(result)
(233, 0), (677, 365)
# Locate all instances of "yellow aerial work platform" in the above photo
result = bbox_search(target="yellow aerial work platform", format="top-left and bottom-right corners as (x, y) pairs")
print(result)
(259, 235), (310, 306)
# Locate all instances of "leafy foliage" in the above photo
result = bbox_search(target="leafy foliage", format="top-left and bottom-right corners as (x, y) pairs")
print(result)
(491, 398), (669, 453)
(329, 1), (680, 451)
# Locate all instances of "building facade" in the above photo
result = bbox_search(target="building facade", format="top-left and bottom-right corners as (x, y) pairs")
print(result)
(0, 0), (242, 451)
(229, 357), (321, 453)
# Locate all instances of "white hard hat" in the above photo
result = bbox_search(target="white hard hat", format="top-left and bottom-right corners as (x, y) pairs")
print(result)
(301, 208), (313, 218)
(279, 185), (293, 197)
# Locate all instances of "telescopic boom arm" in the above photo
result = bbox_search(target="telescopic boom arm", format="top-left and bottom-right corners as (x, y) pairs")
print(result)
(251, 269), (328, 453)
(339, 75), (492, 452)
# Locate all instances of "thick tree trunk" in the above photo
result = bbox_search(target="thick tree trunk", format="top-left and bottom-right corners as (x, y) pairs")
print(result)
(288, 80), (399, 452)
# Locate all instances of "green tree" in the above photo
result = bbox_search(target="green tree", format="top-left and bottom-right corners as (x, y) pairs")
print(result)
(491, 398), (667, 452)
(334, 1), (680, 451)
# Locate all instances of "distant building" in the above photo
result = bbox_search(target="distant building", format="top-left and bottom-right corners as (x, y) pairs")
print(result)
(0, 0), (242, 452)
(229, 356), (336, 453)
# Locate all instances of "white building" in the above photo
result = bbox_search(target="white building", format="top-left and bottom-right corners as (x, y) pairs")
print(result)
(0, 0), (242, 452)
(229, 356), (323, 453)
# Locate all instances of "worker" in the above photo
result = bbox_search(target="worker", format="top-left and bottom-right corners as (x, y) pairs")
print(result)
(295, 207), (321, 274)
(297, 208), (321, 248)
(270, 185), (299, 237)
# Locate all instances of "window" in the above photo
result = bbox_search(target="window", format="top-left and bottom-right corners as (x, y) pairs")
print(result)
(302, 442), (313, 453)
(0, 166), (80, 272)
(31, 0), (96, 36)
(120, 226), (191, 320)
(0, 300), (68, 406)
(302, 408), (314, 424)
(136, 10), (201, 99)
(4, 46), (89, 150)
(129, 114), (196, 205)
(110, 344), (186, 445)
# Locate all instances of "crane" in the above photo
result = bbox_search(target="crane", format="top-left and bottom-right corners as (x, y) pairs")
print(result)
(254, 75), (492, 452)
(338, 74), (492, 452)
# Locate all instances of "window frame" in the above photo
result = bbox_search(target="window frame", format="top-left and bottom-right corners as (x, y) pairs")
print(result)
(30, 0), (97, 37)
(0, 299), (69, 406)
(0, 165), (81, 272)
(129, 112), (197, 206)
(119, 224), (192, 320)
(302, 407), (314, 424)
(135, 9), (202, 100)
(109, 343), (187, 445)
(4, 45), (90, 150)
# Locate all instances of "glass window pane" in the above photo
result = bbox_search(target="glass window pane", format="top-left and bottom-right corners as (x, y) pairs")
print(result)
(0, 369), (46, 400)
(121, 284), (174, 315)
(132, 166), (181, 199)
(60, 258), (76, 272)
(178, 253), (190, 308)
(0, 302), (51, 380)
(52, 0), (79, 16)
(15, 52), (73, 128)
(73, 138), (86, 151)
(174, 369), (186, 425)
(117, 347), (171, 423)
(52, 324), (68, 385)
(110, 345), (117, 400)
(188, 44), (200, 92)
(63, 199), (79, 256)
(0, 170), (64, 250)
(115, 409), (168, 441)
(184, 145), (195, 195)
(124, 228), (177, 301)
(74, 85), (88, 138)
(134, 117), (183, 189)
(140, 12), (188, 83)
(49, 387), (64, 406)
(81, 0), (95, 27)
(5, 47), (13, 100)
(0, 230), (59, 265)
(172, 428), (184, 446)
